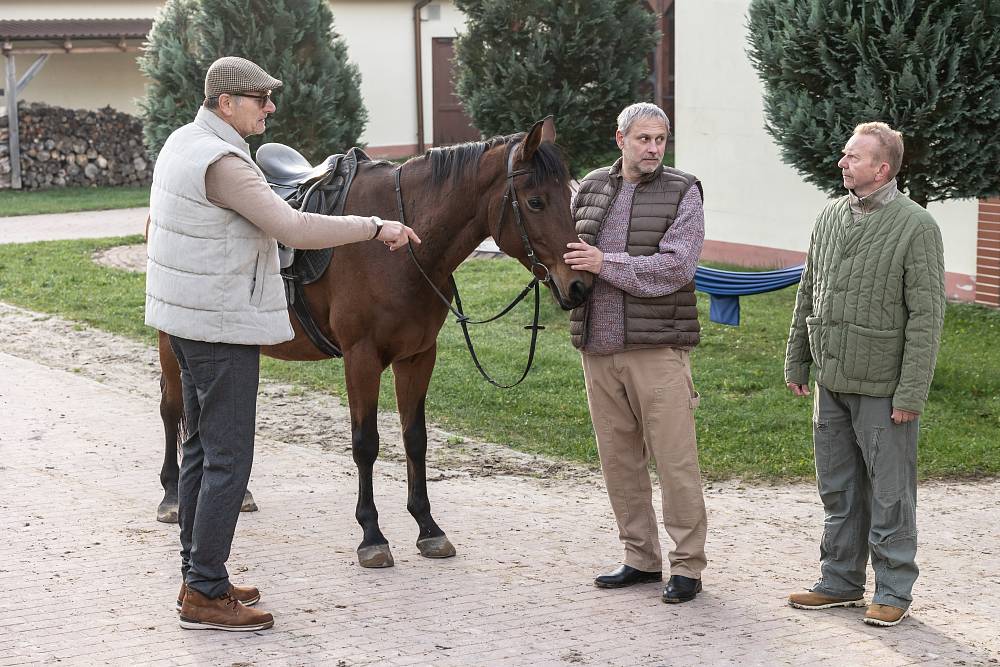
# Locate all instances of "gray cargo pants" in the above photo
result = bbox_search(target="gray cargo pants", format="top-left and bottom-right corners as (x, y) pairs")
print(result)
(169, 335), (260, 599)
(810, 385), (919, 610)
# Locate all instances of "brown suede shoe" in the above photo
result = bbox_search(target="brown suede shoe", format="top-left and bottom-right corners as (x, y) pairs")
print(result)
(788, 590), (866, 609)
(863, 603), (910, 627)
(176, 581), (260, 612)
(178, 588), (273, 632)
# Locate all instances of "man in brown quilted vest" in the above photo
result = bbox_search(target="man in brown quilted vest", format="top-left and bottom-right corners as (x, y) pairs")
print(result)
(563, 102), (707, 604)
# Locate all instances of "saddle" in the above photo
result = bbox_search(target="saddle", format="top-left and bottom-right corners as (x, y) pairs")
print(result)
(257, 143), (370, 283)
(256, 142), (371, 357)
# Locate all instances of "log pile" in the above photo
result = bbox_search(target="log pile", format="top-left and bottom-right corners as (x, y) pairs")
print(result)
(0, 102), (151, 190)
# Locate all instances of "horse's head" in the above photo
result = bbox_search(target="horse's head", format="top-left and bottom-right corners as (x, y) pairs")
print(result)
(486, 117), (593, 310)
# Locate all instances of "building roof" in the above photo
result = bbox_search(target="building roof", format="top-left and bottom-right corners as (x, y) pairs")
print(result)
(0, 19), (152, 41)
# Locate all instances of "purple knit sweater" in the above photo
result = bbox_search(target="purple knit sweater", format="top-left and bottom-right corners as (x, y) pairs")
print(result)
(582, 182), (705, 355)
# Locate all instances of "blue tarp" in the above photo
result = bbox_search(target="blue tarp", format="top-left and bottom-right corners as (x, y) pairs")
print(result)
(694, 264), (804, 326)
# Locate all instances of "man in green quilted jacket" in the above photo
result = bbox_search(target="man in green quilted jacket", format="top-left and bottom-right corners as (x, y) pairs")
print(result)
(784, 122), (945, 627)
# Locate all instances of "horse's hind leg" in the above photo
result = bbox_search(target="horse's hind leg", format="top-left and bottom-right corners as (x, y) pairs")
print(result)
(392, 346), (455, 559)
(156, 331), (182, 523)
(155, 331), (257, 523)
(345, 352), (394, 567)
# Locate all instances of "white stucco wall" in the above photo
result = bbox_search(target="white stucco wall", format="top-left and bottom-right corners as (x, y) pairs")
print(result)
(3, 0), (467, 150)
(332, 1), (417, 149)
(332, 0), (468, 150)
(11, 52), (148, 114)
(674, 0), (978, 277)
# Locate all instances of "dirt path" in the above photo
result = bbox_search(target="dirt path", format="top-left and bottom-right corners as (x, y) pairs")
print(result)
(0, 298), (594, 484)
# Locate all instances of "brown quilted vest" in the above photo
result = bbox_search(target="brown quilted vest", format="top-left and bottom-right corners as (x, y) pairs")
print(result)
(570, 160), (702, 350)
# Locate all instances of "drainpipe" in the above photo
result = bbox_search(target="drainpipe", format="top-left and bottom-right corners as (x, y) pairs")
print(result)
(414, 0), (432, 154)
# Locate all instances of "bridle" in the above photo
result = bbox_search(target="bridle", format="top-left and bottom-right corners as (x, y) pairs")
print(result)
(392, 141), (550, 388)
(498, 145), (552, 285)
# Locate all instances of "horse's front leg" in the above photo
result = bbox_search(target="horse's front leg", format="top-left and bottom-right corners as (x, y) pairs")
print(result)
(344, 350), (394, 568)
(392, 345), (455, 559)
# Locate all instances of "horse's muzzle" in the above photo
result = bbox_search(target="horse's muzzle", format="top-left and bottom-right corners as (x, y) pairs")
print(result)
(557, 278), (591, 310)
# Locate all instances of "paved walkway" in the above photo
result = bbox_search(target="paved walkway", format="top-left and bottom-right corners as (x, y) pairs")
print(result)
(1, 212), (999, 665)
(0, 207), (148, 245)
(1, 303), (999, 666)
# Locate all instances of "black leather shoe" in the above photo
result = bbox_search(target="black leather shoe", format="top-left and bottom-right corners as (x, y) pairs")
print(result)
(594, 564), (662, 589)
(662, 574), (702, 603)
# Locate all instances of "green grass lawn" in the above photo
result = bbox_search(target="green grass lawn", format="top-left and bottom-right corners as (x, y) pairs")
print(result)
(0, 186), (150, 217)
(0, 236), (997, 479)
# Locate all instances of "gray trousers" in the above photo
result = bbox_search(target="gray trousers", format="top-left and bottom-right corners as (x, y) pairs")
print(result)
(811, 385), (919, 610)
(169, 335), (260, 599)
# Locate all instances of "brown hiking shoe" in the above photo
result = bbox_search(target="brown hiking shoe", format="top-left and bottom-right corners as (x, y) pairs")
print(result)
(176, 581), (260, 611)
(179, 587), (273, 632)
(863, 603), (909, 627)
(788, 590), (866, 609)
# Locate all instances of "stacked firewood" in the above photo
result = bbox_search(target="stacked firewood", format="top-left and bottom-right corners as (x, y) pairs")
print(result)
(0, 102), (151, 190)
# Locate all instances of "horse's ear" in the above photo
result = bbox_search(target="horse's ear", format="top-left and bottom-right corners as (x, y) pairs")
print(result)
(518, 115), (556, 162)
(540, 115), (556, 143)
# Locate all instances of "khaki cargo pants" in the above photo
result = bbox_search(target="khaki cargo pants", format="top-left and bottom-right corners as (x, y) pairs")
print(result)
(582, 347), (707, 577)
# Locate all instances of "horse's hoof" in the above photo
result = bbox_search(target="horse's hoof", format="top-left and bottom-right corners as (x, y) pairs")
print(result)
(156, 501), (178, 524)
(416, 535), (456, 559)
(240, 489), (258, 513)
(357, 544), (395, 568)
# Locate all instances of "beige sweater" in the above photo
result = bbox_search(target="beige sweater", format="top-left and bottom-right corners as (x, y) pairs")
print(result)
(205, 154), (377, 249)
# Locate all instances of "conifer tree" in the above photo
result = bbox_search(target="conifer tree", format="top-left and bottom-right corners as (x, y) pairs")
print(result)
(747, 0), (1000, 206)
(137, 0), (203, 159)
(453, 0), (658, 171)
(139, 0), (366, 162)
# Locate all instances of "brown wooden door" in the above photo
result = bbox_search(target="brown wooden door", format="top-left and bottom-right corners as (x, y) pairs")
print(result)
(432, 37), (479, 146)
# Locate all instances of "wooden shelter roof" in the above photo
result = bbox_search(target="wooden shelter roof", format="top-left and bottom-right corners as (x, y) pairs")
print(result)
(0, 19), (152, 42)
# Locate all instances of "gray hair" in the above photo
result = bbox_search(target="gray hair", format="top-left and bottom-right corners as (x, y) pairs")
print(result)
(853, 121), (904, 178)
(617, 103), (670, 136)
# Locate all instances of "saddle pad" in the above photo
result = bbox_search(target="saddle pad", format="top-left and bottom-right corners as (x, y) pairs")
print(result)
(293, 248), (334, 285)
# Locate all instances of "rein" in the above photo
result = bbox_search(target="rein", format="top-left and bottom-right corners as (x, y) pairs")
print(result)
(392, 143), (550, 389)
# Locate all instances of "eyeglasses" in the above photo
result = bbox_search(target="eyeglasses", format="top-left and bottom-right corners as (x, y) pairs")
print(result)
(234, 91), (273, 107)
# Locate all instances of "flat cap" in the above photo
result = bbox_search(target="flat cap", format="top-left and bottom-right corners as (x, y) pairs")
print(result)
(204, 56), (283, 98)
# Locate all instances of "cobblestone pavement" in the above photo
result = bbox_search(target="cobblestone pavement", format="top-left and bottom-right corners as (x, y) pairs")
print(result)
(1, 303), (998, 666)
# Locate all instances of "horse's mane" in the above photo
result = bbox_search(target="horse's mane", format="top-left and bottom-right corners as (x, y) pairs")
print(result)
(426, 133), (568, 188)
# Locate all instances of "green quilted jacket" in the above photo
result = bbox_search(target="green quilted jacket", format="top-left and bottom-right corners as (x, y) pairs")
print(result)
(784, 193), (945, 413)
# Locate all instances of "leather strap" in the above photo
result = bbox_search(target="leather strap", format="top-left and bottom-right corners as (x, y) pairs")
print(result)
(393, 152), (545, 389)
(290, 280), (343, 358)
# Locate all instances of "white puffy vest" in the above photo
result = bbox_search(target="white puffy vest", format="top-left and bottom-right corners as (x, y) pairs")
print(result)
(144, 108), (294, 345)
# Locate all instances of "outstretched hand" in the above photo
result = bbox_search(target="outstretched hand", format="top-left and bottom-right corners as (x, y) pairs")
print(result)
(377, 220), (421, 251)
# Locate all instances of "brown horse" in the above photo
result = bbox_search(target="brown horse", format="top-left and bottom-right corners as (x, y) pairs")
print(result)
(155, 117), (592, 567)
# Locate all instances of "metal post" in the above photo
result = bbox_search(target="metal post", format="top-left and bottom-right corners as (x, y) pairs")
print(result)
(413, 0), (432, 154)
(4, 53), (21, 190)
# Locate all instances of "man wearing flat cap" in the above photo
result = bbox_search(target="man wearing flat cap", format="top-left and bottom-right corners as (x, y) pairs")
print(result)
(146, 56), (419, 632)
